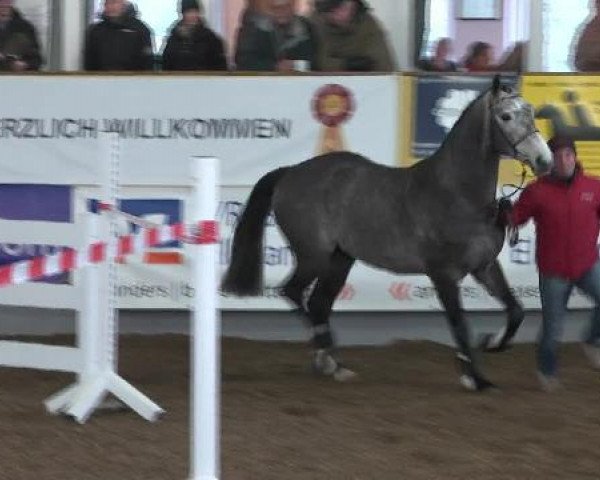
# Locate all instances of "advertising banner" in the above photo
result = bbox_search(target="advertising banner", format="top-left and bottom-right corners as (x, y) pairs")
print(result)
(521, 75), (600, 177)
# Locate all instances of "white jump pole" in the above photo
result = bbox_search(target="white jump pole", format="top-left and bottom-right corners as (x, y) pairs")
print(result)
(190, 157), (220, 480)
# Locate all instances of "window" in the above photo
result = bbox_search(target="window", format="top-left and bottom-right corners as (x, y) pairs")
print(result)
(423, 0), (452, 57)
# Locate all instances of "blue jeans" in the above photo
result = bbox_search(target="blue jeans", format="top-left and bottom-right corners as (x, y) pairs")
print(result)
(538, 260), (600, 377)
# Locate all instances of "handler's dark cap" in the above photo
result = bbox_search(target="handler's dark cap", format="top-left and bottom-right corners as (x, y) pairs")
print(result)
(547, 135), (577, 155)
(180, 0), (201, 14)
(315, 0), (347, 13)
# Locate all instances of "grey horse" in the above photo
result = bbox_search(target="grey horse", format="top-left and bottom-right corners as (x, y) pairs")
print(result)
(221, 75), (553, 391)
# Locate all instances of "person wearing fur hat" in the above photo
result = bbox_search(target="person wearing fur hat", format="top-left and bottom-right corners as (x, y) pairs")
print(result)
(500, 135), (600, 390)
(0, 0), (43, 71)
(234, 0), (318, 71)
(84, 0), (154, 71)
(310, 0), (395, 72)
(161, 0), (227, 71)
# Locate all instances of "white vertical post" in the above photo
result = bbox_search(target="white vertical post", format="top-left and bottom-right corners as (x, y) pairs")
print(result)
(527, 0), (545, 72)
(61, 0), (86, 71)
(190, 157), (220, 480)
(79, 209), (101, 382)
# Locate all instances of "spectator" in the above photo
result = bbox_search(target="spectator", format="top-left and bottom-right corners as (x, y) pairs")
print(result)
(573, 0), (600, 71)
(0, 0), (43, 71)
(234, 0), (317, 71)
(417, 37), (457, 72)
(84, 0), (154, 71)
(462, 41), (494, 72)
(311, 0), (395, 72)
(162, 0), (227, 71)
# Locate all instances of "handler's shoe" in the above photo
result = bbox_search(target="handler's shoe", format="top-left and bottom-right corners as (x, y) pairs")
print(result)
(537, 371), (560, 392)
(582, 343), (600, 370)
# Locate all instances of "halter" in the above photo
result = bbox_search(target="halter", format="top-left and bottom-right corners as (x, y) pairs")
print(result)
(492, 94), (540, 162)
(491, 93), (536, 246)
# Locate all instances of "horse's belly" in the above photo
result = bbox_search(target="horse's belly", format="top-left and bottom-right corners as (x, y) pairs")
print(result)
(463, 233), (504, 271)
(340, 234), (427, 274)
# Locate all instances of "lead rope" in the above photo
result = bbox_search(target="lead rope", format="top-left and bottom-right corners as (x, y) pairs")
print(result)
(499, 163), (527, 247)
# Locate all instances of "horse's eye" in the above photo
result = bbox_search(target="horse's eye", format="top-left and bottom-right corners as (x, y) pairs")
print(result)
(501, 113), (512, 122)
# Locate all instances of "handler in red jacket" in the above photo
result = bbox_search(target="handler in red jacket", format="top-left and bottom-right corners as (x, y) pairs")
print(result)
(505, 135), (600, 389)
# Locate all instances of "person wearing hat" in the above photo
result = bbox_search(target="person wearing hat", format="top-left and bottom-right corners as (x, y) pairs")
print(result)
(500, 135), (600, 390)
(0, 0), (43, 71)
(162, 0), (227, 71)
(84, 0), (154, 71)
(310, 0), (395, 72)
(234, 0), (317, 71)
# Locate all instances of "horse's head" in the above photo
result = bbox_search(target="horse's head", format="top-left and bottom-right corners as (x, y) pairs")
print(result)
(488, 75), (553, 176)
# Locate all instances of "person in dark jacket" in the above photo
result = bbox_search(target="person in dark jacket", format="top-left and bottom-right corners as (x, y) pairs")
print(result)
(502, 135), (600, 390)
(162, 0), (227, 71)
(84, 0), (154, 71)
(0, 0), (43, 71)
(311, 0), (395, 72)
(235, 0), (318, 72)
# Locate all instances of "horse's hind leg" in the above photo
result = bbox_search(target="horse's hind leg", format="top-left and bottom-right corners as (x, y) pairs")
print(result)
(280, 257), (318, 314)
(472, 259), (524, 352)
(430, 273), (495, 391)
(306, 247), (356, 381)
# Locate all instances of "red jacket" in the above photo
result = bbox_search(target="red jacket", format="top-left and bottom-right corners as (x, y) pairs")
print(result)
(511, 166), (600, 280)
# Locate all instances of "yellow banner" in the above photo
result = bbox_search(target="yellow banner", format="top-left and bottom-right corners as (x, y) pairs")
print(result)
(521, 75), (600, 178)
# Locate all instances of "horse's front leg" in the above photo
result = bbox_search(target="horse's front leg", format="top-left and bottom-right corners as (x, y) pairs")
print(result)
(472, 259), (524, 352)
(430, 273), (495, 391)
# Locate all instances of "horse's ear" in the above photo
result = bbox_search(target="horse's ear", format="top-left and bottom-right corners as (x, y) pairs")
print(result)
(492, 74), (501, 95)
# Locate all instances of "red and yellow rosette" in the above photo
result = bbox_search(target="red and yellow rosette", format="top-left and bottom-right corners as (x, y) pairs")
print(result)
(311, 84), (355, 155)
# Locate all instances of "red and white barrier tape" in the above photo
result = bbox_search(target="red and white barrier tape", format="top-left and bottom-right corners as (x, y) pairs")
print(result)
(0, 220), (218, 288)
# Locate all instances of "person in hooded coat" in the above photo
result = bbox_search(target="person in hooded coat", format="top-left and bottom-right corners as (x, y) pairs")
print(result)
(84, 0), (154, 71)
(310, 0), (395, 72)
(0, 0), (43, 71)
(162, 0), (227, 71)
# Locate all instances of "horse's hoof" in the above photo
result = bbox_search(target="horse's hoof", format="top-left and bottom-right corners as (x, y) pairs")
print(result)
(459, 374), (497, 392)
(475, 377), (497, 391)
(478, 333), (512, 353)
(312, 350), (356, 381)
(333, 366), (357, 382)
(459, 374), (478, 391)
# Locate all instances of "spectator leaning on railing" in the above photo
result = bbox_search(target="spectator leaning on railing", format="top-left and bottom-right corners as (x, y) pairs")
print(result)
(310, 0), (395, 72)
(0, 0), (43, 71)
(234, 0), (318, 72)
(84, 0), (154, 71)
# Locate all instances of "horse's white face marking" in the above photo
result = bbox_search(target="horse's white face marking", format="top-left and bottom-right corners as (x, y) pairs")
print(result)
(491, 90), (553, 176)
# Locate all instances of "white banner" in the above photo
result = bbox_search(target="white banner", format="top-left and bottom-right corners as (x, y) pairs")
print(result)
(0, 75), (397, 186)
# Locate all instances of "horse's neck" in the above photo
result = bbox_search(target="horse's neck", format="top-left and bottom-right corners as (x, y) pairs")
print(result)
(429, 100), (499, 206)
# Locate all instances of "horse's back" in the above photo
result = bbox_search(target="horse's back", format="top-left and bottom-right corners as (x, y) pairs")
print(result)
(273, 152), (399, 218)
(271, 152), (423, 268)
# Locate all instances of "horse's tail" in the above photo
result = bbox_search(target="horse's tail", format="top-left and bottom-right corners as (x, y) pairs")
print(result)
(221, 167), (289, 296)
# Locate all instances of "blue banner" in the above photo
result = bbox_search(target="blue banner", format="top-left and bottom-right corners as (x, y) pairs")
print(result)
(412, 74), (518, 158)
(0, 184), (72, 283)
